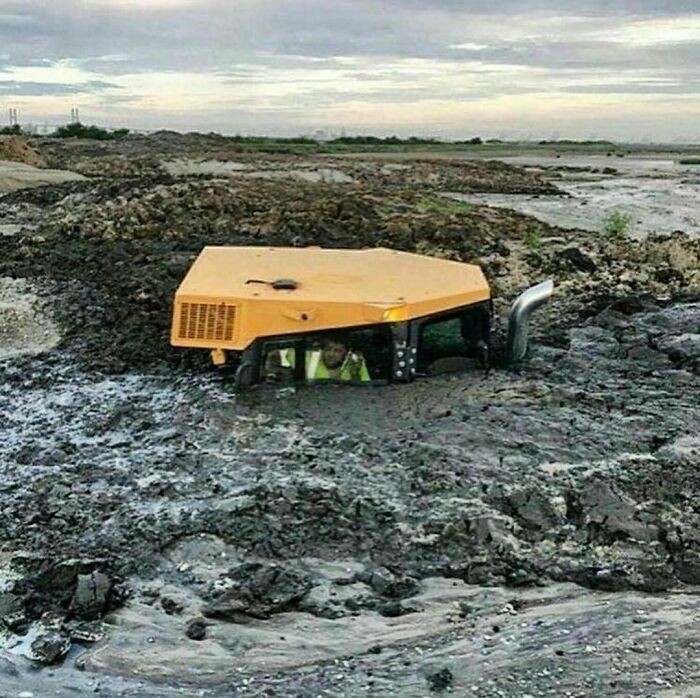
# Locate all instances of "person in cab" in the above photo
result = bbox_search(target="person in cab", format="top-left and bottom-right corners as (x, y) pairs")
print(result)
(266, 336), (370, 383)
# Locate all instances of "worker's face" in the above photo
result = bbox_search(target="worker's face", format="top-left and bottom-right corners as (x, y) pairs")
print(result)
(321, 341), (347, 369)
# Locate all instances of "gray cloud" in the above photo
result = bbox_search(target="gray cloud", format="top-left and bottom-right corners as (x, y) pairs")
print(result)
(0, 79), (118, 96)
(0, 0), (697, 139)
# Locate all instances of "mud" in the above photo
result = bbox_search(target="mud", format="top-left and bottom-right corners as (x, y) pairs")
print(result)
(0, 136), (44, 168)
(0, 160), (85, 195)
(0, 278), (60, 360)
(1, 134), (699, 696)
(447, 155), (700, 239)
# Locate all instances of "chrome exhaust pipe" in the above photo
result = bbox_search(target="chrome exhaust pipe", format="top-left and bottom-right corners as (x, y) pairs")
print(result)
(506, 279), (554, 364)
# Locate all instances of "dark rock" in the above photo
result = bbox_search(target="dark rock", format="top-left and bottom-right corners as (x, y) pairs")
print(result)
(427, 667), (453, 692)
(161, 596), (184, 615)
(576, 479), (658, 543)
(203, 562), (311, 622)
(674, 553), (700, 584)
(582, 567), (631, 591)
(378, 599), (422, 617)
(499, 486), (564, 534)
(186, 617), (207, 641)
(557, 246), (597, 273)
(70, 571), (112, 620)
(31, 629), (71, 664)
(467, 514), (520, 553)
(656, 333), (700, 365)
(0, 592), (25, 630)
(65, 619), (104, 643)
(366, 567), (420, 599)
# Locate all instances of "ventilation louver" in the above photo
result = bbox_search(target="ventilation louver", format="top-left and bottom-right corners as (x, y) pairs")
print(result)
(178, 302), (236, 342)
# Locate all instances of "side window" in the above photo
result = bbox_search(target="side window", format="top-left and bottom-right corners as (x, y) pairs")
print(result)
(417, 306), (489, 374)
(260, 341), (299, 383)
(418, 316), (465, 372)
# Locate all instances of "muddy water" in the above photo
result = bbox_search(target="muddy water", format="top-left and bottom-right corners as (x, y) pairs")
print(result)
(1, 300), (699, 695)
(445, 156), (700, 239)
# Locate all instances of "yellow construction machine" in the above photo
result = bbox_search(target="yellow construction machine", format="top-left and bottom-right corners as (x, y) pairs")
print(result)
(171, 246), (552, 388)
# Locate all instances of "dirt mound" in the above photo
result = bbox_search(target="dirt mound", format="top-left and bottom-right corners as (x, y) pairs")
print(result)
(0, 136), (44, 167)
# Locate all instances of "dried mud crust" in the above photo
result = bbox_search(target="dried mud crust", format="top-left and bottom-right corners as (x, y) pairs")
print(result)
(0, 277), (60, 360)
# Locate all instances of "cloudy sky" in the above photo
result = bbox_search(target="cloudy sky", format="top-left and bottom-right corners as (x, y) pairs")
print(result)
(0, 0), (698, 141)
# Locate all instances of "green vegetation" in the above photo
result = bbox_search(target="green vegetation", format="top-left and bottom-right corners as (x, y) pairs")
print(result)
(538, 139), (617, 147)
(416, 196), (473, 216)
(603, 210), (633, 240)
(330, 135), (437, 145)
(171, 133), (700, 157)
(679, 158), (700, 165)
(0, 124), (23, 136)
(54, 122), (130, 140)
(525, 228), (544, 250)
(225, 134), (491, 155)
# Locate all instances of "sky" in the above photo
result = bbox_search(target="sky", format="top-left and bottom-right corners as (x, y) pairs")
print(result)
(0, 0), (698, 141)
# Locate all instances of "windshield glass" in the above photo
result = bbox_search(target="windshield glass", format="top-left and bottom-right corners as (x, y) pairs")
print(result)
(261, 326), (392, 385)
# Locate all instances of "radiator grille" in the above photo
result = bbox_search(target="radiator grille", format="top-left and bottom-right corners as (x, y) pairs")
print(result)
(178, 302), (236, 342)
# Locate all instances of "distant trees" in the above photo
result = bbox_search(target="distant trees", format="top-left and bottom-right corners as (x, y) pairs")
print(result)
(329, 135), (441, 145)
(0, 124), (22, 136)
(54, 123), (130, 140)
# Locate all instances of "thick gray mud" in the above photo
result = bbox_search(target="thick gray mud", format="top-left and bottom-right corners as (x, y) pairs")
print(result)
(1, 136), (699, 695)
(1, 300), (699, 696)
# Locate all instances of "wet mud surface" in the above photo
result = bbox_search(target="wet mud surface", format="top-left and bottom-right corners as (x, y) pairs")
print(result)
(448, 155), (700, 239)
(0, 134), (699, 696)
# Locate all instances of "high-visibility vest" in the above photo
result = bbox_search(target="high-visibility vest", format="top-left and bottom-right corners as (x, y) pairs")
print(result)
(280, 348), (370, 382)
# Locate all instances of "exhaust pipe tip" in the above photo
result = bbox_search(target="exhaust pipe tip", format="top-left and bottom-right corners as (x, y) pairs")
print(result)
(506, 279), (554, 365)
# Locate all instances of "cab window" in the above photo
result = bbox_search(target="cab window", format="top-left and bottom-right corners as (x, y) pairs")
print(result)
(417, 306), (489, 374)
(260, 340), (300, 384)
(260, 326), (392, 384)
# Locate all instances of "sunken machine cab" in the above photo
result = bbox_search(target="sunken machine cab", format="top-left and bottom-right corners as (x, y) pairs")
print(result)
(171, 246), (493, 387)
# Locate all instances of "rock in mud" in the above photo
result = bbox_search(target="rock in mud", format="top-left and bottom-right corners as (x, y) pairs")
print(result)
(70, 571), (112, 620)
(0, 591), (25, 630)
(203, 562), (312, 622)
(556, 245), (597, 272)
(30, 628), (71, 664)
(493, 485), (565, 535)
(364, 566), (420, 599)
(427, 667), (453, 693)
(185, 617), (207, 641)
(575, 478), (659, 543)
(65, 619), (105, 643)
(467, 513), (521, 554)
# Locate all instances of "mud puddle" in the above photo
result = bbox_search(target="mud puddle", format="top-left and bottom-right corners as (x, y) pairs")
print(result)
(445, 155), (700, 238)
